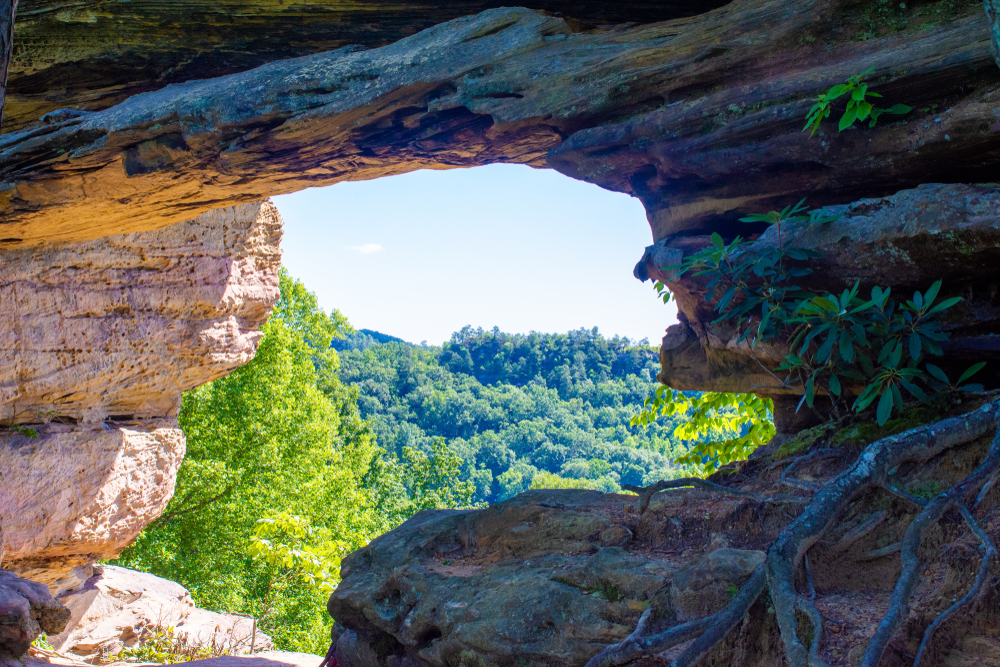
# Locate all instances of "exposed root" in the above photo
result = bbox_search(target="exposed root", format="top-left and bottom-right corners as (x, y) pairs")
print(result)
(778, 449), (846, 492)
(593, 400), (1000, 667)
(624, 479), (766, 514)
(912, 504), (998, 667)
(829, 511), (888, 554)
(860, 542), (902, 561)
(861, 413), (1000, 667)
(770, 401), (1000, 667)
(668, 567), (767, 667)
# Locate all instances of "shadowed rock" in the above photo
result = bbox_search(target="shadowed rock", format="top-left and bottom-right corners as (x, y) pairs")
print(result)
(3, 0), (728, 133)
(0, 569), (69, 667)
(636, 183), (1000, 396)
(3, 1), (1000, 249)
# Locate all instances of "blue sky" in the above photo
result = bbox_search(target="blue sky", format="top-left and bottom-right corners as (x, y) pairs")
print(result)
(273, 164), (678, 346)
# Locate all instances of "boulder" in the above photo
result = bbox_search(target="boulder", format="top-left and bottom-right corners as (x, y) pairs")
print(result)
(48, 565), (272, 661)
(669, 548), (766, 622)
(0, 570), (70, 667)
(328, 490), (680, 667)
(0, 422), (184, 596)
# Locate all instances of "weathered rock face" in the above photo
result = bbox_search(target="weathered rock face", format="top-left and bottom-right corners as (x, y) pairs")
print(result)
(0, 421), (184, 595)
(0, 199), (282, 656)
(4, 0), (726, 133)
(0, 200), (282, 424)
(0, 569), (70, 667)
(51, 565), (273, 659)
(328, 489), (795, 667)
(669, 548), (765, 622)
(4, 1), (1000, 248)
(329, 424), (1000, 666)
(637, 183), (1000, 397)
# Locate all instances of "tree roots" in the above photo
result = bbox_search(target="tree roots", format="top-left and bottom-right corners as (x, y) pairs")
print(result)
(595, 400), (1000, 667)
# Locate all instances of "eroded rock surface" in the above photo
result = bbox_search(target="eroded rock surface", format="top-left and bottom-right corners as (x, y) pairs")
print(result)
(50, 565), (273, 660)
(0, 421), (184, 595)
(3, 1), (1000, 247)
(0, 569), (70, 667)
(3, 0), (724, 133)
(327, 489), (800, 667)
(0, 200), (282, 424)
(635, 183), (1000, 397)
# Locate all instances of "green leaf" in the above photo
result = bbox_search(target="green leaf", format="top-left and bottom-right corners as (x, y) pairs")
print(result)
(839, 330), (855, 363)
(876, 388), (894, 425)
(923, 280), (941, 308)
(856, 100), (873, 120)
(927, 296), (962, 315)
(839, 107), (858, 131)
(711, 232), (725, 250)
(925, 363), (950, 384)
(826, 84), (850, 99)
(909, 332), (922, 361)
(883, 104), (913, 115)
(829, 373), (842, 397)
(958, 362), (987, 384)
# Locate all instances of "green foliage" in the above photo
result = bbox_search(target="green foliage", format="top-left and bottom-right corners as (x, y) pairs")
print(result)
(335, 326), (703, 502)
(529, 470), (622, 494)
(113, 626), (219, 664)
(803, 69), (912, 136)
(249, 514), (343, 596)
(667, 203), (982, 427)
(114, 270), (473, 654)
(633, 388), (775, 475)
(31, 634), (54, 651)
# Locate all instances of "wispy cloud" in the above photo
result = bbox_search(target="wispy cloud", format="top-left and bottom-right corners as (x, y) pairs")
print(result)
(348, 243), (384, 254)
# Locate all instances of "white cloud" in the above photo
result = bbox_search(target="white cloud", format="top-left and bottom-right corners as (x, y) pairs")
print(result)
(348, 243), (384, 254)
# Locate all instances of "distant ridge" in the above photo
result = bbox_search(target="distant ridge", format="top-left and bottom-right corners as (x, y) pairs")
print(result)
(333, 328), (410, 351)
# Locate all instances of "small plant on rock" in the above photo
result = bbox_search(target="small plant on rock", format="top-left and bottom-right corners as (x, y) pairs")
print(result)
(803, 68), (912, 136)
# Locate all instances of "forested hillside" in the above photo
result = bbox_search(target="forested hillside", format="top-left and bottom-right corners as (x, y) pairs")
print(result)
(335, 326), (697, 503)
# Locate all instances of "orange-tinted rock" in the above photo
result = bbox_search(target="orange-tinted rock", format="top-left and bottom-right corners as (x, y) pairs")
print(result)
(0, 200), (282, 425)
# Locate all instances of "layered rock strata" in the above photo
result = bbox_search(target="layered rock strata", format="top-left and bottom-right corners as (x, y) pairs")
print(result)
(0, 200), (282, 424)
(3, 1), (1000, 247)
(634, 183), (1000, 397)
(0, 422), (184, 595)
(0, 200), (282, 653)
(3, 0), (725, 133)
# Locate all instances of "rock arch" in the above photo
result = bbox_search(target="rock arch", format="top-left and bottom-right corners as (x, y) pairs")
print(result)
(4, 0), (1000, 662)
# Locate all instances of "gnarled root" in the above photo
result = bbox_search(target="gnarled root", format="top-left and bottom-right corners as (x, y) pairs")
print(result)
(623, 479), (766, 514)
(592, 400), (1000, 667)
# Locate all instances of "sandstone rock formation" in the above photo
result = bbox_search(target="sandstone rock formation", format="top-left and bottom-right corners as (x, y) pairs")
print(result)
(0, 422), (184, 595)
(0, 200), (282, 659)
(50, 565), (273, 660)
(329, 490), (680, 667)
(0, 199), (281, 424)
(0, 569), (70, 667)
(3, 1), (1000, 248)
(2, 0), (724, 133)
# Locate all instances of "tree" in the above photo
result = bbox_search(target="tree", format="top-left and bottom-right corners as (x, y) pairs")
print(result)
(114, 271), (468, 653)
